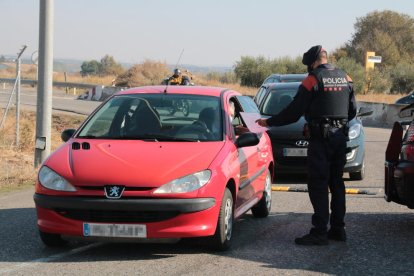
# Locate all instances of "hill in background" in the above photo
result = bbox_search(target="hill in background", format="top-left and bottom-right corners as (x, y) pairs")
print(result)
(1, 55), (232, 74)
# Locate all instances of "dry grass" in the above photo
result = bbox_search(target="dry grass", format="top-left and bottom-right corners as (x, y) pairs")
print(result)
(0, 63), (116, 87)
(0, 108), (85, 191)
(196, 78), (258, 96)
(356, 93), (402, 104)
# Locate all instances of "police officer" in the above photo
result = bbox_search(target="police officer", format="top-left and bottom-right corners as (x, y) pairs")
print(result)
(256, 45), (357, 245)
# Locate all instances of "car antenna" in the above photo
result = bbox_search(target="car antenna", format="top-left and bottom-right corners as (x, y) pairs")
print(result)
(164, 48), (184, 94)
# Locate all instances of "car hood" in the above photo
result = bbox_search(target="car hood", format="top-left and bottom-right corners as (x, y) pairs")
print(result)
(44, 140), (225, 187)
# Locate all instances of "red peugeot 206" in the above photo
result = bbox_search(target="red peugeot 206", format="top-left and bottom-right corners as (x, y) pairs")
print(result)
(34, 86), (274, 250)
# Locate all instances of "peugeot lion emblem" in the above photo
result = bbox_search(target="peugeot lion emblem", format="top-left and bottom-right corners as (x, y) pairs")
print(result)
(104, 185), (125, 199)
(295, 140), (309, 147)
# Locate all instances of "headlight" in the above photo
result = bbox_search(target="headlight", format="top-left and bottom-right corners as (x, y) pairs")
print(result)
(38, 166), (76, 192)
(153, 170), (211, 194)
(348, 124), (362, 140)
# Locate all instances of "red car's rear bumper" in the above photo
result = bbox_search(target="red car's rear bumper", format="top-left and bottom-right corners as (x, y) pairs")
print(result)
(385, 161), (414, 208)
(34, 194), (220, 238)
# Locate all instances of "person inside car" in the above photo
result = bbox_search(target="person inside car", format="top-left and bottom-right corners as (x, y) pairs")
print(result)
(229, 99), (249, 135)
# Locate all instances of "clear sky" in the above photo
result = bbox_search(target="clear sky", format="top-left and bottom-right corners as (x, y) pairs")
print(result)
(2, 0), (414, 67)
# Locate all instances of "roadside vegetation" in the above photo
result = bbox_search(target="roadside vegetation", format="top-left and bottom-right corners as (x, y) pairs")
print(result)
(0, 109), (85, 191)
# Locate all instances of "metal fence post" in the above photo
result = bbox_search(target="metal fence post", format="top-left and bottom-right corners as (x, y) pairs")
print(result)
(34, 0), (54, 167)
(15, 45), (27, 147)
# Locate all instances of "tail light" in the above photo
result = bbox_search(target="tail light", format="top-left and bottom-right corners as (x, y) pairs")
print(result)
(406, 121), (414, 142)
(401, 145), (414, 162)
(402, 121), (414, 162)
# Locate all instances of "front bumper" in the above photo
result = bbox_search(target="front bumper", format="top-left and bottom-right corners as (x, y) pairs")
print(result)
(272, 145), (364, 174)
(34, 194), (219, 238)
(34, 194), (215, 213)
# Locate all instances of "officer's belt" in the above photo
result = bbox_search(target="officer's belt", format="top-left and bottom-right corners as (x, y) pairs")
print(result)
(310, 118), (348, 128)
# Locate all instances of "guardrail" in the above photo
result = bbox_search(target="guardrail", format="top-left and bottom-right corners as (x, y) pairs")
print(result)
(0, 78), (98, 89)
(358, 101), (408, 128)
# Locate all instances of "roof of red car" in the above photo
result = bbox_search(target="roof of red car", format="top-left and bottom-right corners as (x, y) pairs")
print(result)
(116, 86), (238, 97)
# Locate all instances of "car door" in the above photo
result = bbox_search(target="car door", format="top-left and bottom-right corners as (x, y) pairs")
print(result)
(233, 96), (268, 210)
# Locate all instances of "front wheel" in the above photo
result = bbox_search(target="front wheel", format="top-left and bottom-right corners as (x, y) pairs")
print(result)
(251, 170), (272, 218)
(209, 188), (233, 251)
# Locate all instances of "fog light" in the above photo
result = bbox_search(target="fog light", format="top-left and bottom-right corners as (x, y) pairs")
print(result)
(346, 149), (357, 161)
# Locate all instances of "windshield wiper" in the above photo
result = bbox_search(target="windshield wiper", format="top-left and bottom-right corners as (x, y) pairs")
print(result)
(161, 137), (200, 142)
(77, 135), (97, 139)
(120, 135), (159, 141)
(122, 133), (200, 142)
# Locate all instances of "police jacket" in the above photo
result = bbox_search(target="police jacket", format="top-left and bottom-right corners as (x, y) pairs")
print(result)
(266, 63), (357, 127)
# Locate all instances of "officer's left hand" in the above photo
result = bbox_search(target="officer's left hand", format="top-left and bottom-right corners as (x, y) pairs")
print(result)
(255, 118), (268, 127)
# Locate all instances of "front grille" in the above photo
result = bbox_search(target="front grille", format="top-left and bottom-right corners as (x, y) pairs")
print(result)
(78, 186), (153, 191)
(55, 209), (179, 223)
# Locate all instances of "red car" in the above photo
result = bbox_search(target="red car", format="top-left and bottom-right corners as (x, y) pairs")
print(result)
(385, 103), (414, 208)
(34, 86), (274, 250)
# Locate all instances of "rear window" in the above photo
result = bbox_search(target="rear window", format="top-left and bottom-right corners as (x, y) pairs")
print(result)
(261, 89), (297, 115)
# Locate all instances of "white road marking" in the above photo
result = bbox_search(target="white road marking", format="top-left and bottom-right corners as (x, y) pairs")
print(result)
(0, 242), (102, 274)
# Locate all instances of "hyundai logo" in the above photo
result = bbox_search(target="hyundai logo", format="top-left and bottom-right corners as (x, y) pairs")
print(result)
(104, 185), (125, 199)
(295, 140), (309, 147)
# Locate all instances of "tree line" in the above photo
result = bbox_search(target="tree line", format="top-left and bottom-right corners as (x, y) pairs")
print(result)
(234, 10), (414, 94)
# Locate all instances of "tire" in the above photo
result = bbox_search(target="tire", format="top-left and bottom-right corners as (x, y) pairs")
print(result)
(349, 162), (365, 181)
(209, 188), (233, 251)
(39, 230), (67, 247)
(251, 170), (272, 218)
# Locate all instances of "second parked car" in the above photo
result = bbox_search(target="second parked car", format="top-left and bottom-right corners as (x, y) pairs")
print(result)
(262, 73), (308, 85)
(254, 82), (372, 180)
(395, 91), (414, 105)
(385, 103), (414, 208)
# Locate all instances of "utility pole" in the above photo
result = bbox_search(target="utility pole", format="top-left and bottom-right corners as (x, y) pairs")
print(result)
(15, 45), (27, 147)
(35, 0), (54, 167)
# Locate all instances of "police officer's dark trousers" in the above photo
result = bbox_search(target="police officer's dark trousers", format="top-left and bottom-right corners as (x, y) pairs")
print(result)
(307, 128), (347, 234)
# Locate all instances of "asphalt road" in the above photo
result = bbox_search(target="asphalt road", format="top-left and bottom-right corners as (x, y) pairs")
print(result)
(1, 87), (414, 275)
(0, 86), (101, 115)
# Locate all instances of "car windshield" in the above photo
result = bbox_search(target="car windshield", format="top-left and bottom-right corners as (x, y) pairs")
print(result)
(262, 89), (297, 115)
(77, 93), (223, 142)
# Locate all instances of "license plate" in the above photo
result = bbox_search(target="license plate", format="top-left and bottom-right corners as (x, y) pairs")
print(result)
(83, 223), (147, 238)
(283, 148), (308, 157)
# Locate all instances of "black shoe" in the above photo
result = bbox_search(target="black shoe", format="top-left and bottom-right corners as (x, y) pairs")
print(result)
(328, 228), (347, 241)
(295, 231), (329, 246)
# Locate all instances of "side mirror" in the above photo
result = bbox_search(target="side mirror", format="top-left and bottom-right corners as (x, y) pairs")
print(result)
(357, 107), (373, 117)
(235, 132), (259, 148)
(399, 103), (414, 118)
(61, 129), (76, 142)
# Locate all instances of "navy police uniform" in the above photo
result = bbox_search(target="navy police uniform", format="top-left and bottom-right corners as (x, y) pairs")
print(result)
(265, 45), (357, 245)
